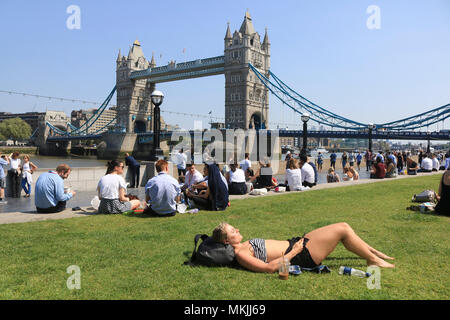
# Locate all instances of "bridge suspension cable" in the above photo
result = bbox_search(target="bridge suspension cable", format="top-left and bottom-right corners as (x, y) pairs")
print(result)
(249, 63), (449, 132)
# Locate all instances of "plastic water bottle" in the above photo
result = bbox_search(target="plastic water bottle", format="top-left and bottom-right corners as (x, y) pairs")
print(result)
(188, 208), (199, 214)
(339, 266), (371, 278)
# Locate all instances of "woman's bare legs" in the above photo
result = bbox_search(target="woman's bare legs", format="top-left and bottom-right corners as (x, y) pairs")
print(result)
(305, 223), (395, 268)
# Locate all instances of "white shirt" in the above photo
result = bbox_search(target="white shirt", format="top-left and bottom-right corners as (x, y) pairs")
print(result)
(301, 162), (315, 184)
(10, 158), (21, 170)
(97, 174), (127, 199)
(176, 153), (187, 169)
(229, 168), (246, 183)
(184, 169), (204, 188)
(286, 168), (302, 190)
(432, 158), (440, 170)
(421, 157), (433, 171)
(240, 159), (252, 172)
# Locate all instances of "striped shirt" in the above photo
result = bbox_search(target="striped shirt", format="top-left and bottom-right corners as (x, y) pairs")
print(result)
(249, 238), (267, 263)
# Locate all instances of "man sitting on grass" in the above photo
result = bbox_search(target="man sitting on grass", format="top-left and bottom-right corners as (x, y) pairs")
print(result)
(35, 164), (76, 213)
(144, 160), (181, 217)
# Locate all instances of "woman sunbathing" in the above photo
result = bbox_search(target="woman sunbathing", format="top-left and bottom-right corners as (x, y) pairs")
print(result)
(212, 222), (395, 273)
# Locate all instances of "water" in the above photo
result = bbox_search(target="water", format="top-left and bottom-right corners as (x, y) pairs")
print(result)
(21, 155), (107, 169)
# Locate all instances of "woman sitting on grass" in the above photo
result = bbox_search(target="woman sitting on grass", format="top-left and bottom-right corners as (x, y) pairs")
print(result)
(212, 222), (395, 273)
(97, 160), (141, 214)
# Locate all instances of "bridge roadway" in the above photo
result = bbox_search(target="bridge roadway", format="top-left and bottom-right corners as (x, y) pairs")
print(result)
(46, 129), (449, 143)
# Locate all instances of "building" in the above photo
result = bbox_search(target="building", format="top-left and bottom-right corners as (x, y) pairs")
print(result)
(224, 11), (270, 129)
(71, 107), (118, 133)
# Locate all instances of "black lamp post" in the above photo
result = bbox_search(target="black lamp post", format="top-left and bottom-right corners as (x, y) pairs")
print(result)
(150, 90), (164, 161)
(301, 113), (310, 155)
(368, 123), (374, 152)
(426, 130), (431, 154)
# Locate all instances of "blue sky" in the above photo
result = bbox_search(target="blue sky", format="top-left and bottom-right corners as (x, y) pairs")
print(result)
(0, 0), (449, 131)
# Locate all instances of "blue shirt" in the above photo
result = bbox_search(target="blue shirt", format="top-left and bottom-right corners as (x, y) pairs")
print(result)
(356, 154), (362, 162)
(145, 172), (181, 214)
(35, 171), (73, 208)
(125, 156), (140, 167)
(330, 153), (337, 162)
(0, 158), (8, 179)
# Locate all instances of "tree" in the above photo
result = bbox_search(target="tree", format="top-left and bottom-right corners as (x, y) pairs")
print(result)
(0, 117), (32, 145)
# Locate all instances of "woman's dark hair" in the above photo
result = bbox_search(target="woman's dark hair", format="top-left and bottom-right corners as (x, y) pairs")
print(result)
(106, 160), (122, 175)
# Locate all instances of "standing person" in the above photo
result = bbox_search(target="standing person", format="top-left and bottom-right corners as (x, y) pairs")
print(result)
(97, 160), (141, 214)
(356, 152), (362, 171)
(176, 149), (188, 178)
(0, 153), (10, 204)
(317, 152), (323, 172)
(348, 151), (355, 168)
(341, 152), (348, 172)
(284, 151), (292, 170)
(330, 151), (337, 170)
(240, 153), (252, 173)
(20, 155), (38, 198)
(396, 152), (404, 174)
(144, 159), (181, 217)
(35, 164), (76, 213)
(365, 149), (372, 172)
(7, 152), (21, 198)
(124, 153), (141, 188)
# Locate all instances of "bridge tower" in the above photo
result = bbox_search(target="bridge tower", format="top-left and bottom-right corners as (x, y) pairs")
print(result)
(115, 40), (157, 133)
(224, 11), (270, 129)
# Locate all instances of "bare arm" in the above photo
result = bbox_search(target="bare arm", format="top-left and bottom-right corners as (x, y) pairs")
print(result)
(119, 188), (129, 202)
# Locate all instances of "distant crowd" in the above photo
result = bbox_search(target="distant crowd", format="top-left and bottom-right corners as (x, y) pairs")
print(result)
(0, 148), (449, 216)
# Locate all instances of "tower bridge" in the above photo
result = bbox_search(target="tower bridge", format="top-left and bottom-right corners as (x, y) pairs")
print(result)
(36, 11), (448, 158)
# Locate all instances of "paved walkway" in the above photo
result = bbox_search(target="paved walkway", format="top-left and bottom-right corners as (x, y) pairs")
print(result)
(0, 171), (442, 225)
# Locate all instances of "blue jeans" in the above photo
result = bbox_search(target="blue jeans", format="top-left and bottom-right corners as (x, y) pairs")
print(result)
(21, 177), (31, 195)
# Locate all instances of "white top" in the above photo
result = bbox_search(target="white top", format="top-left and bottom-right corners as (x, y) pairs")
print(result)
(432, 158), (440, 170)
(286, 168), (302, 190)
(176, 152), (187, 169)
(184, 169), (204, 188)
(97, 174), (127, 199)
(240, 159), (252, 172)
(22, 162), (33, 183)
(229, 168), (246, 183)
(421, 157), (433, 170)
(10, 158), (21, 170)
(301, 162), (315, 184)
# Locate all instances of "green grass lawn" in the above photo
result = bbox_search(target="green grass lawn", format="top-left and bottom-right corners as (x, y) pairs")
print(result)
(0, 174), (448, 300)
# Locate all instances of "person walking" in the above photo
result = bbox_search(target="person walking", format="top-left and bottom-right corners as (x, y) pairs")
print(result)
(365, 149), (372, 172)
(176, 149), (188, 177)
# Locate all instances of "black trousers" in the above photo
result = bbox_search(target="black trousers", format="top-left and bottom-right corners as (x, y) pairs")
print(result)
(129, 165), (140, 188)
(36, 201), (66, 213)
(7, 169), (21, 198)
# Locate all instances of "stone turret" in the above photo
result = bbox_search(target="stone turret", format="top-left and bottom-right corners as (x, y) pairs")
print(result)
(224, 11), (270, 129)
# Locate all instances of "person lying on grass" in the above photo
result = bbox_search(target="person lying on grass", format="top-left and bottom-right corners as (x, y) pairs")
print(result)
(212, 222), (395, 273)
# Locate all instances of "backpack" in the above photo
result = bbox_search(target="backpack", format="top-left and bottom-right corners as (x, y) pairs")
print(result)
(412, 190), (436, 203)
(184, 234), (236, 267)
